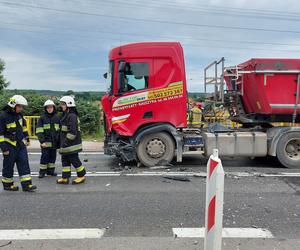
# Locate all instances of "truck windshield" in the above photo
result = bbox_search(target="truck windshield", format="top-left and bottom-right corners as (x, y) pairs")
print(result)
(107, 61), (114, 94)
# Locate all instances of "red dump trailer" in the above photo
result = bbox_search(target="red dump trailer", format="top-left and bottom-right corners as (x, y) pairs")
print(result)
(102, 42), (300, 169)
(223, 58), (300, 124)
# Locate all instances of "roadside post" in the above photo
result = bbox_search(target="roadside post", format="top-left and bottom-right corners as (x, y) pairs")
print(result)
(204, 149), (225, 250)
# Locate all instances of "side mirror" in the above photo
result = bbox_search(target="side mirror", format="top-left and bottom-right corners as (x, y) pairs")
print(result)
(103, 72), (107, 79)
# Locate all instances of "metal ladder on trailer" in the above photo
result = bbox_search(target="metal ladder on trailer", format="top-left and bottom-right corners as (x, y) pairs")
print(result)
(204, 57), (225, 104)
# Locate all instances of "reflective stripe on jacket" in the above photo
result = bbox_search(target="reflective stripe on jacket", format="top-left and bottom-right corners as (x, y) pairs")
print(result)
(59, 111), (82, 154)
(36, 112), (61, 149)
(0, 106), (29, 152)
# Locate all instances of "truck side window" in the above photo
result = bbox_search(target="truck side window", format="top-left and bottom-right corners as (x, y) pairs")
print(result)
(124, 62), (149, 91)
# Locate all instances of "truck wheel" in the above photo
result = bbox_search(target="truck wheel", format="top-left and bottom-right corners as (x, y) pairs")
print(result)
(137, 132), (175, 167)
(276, 132), (300, 169)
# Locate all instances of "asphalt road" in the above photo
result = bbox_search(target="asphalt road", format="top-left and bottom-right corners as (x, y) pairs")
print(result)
(0, 153), (299, 249)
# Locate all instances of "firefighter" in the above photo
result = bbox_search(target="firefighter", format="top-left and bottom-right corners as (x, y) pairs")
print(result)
(56, 96), (86, 185)
(0, 95), (37, 192)
(36, 100), (61, 178)
(190, 101), (203, 128)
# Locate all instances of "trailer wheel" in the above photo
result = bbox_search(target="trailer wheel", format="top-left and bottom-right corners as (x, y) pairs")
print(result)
(137, 132), (175, 167)
(276, 132), (300, 169)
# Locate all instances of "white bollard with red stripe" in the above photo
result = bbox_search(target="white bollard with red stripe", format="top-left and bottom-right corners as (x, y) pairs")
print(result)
(204, 149), (225, 250)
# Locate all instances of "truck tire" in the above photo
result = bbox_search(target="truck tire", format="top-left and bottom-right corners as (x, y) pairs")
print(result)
(137, 132), (175, 167)
(276, 132), (300, 169)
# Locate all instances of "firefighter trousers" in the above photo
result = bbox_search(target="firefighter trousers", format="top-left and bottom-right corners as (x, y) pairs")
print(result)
(61, 153), (86, 179)
(1, 143), (32, 188)
(40, 148), (57, 174)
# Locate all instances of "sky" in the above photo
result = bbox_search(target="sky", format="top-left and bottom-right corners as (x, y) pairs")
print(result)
(1, 0), (300, 92)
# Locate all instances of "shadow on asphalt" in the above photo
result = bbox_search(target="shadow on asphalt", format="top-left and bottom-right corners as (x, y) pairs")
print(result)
(174, 154), (285, 169)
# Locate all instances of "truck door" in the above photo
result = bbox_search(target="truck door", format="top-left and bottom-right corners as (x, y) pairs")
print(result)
(110, 59), (153, 136)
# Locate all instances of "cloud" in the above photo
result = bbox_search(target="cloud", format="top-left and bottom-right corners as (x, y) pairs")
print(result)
(0, 48), (103, 91)
(1, 0), (300, 92)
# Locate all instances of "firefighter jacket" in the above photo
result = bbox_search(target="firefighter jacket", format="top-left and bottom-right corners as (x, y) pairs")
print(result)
(36, 112), (61, 149)
(0, 106), (30, 152)
(59, 110), (82, 154)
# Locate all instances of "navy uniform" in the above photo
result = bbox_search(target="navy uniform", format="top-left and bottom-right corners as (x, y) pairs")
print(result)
(36, 100), (60, 178)
(0, 95), (36, 192)
(57, 96), (86, 185)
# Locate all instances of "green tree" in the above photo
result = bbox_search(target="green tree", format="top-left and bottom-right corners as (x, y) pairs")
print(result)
(64, 90), (75, 96)
(0, 59), (9, 93)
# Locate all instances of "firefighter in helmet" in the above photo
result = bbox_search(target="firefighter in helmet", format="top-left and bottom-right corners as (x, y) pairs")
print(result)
(57, 96), (86, 185)
(0, 95), (37, 192)
(36, 100), (61, 178)
(187, 99), (203, 128)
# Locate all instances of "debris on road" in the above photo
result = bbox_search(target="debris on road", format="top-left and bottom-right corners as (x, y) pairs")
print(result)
(83, 159), (88, 162)
(150, 165), (169, 170)
(193, 173), (206, 178)
(163, 176), (191, 182)
(105, 183), (111, 187)
(264, 207), (272, 214)
(155, 160), (174, 168)
(0, 241), (12, 248)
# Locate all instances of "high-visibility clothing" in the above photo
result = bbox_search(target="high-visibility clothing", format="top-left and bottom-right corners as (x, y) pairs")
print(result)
(61, 153), (86, 179)
(187, 106), (203, 127)
(1, 143), (33, 189)
(36, 112), (61, 149)
(39, 148), (57, 175)
(0, 106), (30, 151)
(191, 106), (202, 125)
(0, 106), (33, 189)
(59, 111), (82, 155)
(36, 111), (60, 175)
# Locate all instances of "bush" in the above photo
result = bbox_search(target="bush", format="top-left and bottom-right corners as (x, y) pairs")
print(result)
(76, 99), (101, 137)
(0, 91), (103, 138)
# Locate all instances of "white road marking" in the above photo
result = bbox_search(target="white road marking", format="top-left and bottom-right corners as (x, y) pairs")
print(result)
(0, 228), (105, 240)
(32, 152), (104, 155)
(0, 152), (104, 155)
(8, 171), (201, 177)
(0, 171), (299, 177)
(173, 228), (274, 238)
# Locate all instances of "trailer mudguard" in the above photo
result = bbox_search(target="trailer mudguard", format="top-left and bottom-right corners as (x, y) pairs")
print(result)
(134, 123), (183, 162)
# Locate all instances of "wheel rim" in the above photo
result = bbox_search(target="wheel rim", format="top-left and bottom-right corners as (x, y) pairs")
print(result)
(146, 138), (166, 158)
(284, 139), (300, 160)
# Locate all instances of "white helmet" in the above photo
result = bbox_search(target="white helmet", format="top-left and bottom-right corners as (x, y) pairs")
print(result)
(60, 96), (76, 107)
(8, 95), (28, 108)
(44, 100), (55, 107)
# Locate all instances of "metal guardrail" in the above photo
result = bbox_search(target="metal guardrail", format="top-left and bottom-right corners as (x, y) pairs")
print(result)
(24, 116), (40, 139)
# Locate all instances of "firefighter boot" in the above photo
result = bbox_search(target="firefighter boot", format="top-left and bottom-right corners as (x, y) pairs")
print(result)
(22, 184), (37, 192)
(72, 176), (86, 185)
(56, 178), (69, 185)
(3, 184), (19, 191)
(47, 169), (57, 177)
(47, 164), (57, 176)
(39, 172), (46, 179)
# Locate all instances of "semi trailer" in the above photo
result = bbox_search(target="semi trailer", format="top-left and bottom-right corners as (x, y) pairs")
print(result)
(101, 42), (300, 169)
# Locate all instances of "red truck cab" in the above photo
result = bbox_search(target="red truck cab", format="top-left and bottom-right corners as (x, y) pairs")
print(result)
(102, 42), (188, 166)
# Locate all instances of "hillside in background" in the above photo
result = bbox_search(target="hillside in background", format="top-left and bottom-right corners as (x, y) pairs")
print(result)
(5, 89), (205, 102)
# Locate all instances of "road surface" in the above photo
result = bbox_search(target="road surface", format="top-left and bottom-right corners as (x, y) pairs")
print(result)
(0, 153), (299, 249)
